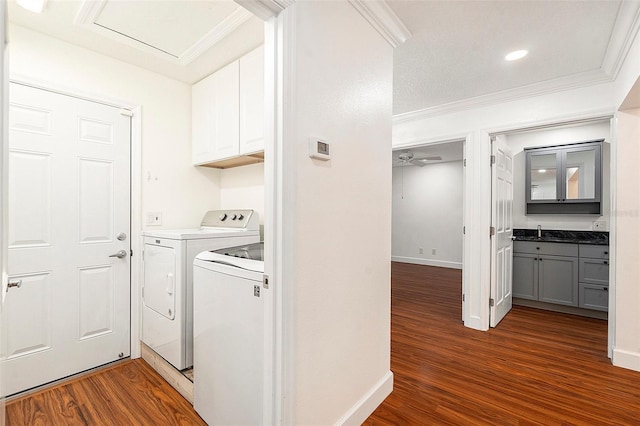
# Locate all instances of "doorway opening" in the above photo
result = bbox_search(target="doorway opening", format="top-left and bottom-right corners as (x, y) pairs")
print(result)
(488, 117), (612, 355)
(391, 140), (465, 318)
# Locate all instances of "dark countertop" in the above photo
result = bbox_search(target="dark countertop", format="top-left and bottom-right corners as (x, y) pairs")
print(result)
(513, 229), (609, 245)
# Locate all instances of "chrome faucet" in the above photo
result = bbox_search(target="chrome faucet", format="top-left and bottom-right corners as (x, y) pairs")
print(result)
(537, 225), (542, 239)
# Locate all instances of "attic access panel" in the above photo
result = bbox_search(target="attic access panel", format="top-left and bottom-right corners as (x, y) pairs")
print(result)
(76, 0), (252, 64)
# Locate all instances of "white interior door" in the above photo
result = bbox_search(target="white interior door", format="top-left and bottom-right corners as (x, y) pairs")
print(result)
(2, 83), (131, 396)
(490, 135), (514, 327)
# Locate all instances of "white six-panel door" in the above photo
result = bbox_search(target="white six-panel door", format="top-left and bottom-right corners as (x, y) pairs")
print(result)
(2, 83), (131, 396)
(490, 135), (514, 327)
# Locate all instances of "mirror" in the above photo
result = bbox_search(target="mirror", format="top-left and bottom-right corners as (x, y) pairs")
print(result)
(566, 149), (596, 199)
(530, 153), (557, 200)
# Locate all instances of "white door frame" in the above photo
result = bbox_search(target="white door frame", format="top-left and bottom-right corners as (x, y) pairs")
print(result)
(6, 75), (143, 360)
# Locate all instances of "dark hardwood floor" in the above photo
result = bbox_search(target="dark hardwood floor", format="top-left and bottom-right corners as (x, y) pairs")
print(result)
(5, 359), (206, 425)
(365, 262), (640, 425)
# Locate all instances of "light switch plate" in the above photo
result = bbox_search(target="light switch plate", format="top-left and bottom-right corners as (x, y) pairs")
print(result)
(593, 221), (605, 230)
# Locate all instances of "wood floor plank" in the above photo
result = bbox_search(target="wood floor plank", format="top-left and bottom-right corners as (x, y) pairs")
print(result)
(364, 262), (640, 425)
(5, 359), (206, 426)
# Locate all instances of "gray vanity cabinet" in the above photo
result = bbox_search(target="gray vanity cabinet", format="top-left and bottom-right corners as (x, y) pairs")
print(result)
(513, 240), (609, 312)
(513, 241), (579, 307)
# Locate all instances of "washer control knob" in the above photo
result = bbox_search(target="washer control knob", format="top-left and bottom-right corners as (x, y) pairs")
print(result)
(219, 213), (227, 221)
(231, 214), (237, 220)
(237, 214), (244, 220)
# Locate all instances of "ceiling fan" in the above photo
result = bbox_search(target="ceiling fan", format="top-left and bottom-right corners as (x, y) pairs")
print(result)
(396, 151), (442, 167)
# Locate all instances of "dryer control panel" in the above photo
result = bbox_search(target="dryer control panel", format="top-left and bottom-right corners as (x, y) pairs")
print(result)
(200, 209), (258, 230)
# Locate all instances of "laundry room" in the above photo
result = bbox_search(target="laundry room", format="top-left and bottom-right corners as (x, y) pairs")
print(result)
(4, 0), (267, 419)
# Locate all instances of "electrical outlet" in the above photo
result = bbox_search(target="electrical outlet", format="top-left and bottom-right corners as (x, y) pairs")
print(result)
(419, 247), (424, 254)
(593, 221), (606, 231)
(146, 212), (162, 226)
(432, 248), (436, 255)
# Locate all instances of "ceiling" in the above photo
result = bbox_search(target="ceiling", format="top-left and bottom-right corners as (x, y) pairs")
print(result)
(390, 0), (633, 115)
(7, 0), (265, 84)
(7, 1), (639, 113)
(393, 140), (464, 167)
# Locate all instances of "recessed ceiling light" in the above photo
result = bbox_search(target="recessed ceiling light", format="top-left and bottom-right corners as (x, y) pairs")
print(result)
(505, 50), (528, 61)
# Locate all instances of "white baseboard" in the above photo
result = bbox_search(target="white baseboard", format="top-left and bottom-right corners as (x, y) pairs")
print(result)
(613, 348), (640, 372)
(335, 370), (393, 426)
(392, 256), (462, 270)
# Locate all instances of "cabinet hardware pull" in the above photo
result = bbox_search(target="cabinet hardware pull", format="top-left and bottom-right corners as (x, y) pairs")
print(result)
(536, 247), (540, 250)
(604, 251), (608, 255)
(604, 261), (608, 265)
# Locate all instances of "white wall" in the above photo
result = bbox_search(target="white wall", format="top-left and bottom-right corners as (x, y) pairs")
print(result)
(613, 107), (640, 370)
(285, 2), (393, 424)
(220, 162), (264, 233)
(505, 120), (611, 231)
(392, 161), (463, 269)
(614, 25), (640, 109)
(8, 24), (221, 229)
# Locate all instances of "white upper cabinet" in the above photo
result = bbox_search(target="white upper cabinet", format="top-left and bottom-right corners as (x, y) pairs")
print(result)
(239, 46), (265, 155)
(192, 45), (264, 167)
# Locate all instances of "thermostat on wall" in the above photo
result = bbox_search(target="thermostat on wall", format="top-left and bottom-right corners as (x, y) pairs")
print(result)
(309, 137), (331, 161)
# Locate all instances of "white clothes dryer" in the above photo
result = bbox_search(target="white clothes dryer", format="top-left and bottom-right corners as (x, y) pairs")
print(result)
(142, 210), (259, 370)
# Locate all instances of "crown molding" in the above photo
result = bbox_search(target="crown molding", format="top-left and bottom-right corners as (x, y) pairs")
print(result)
(349, 0), (411, 48)
(393, 69), (612, 125)
(178, 7), (253, 65)
(234, 0), (294, 20)
(74, 0), (106, 25)
(602, 0), (640, 79)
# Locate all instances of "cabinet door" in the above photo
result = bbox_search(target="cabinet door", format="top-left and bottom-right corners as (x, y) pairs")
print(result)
(526, 149), (561, 203)
(192, 61), (240, 164)
(192, 73), (217, 164)
(212, 60), (240, 160)
(538, 255), (578, 306)
(513, 253), (538, 300)
(562, 143), (601, 203)
(239, 46), (264, 155)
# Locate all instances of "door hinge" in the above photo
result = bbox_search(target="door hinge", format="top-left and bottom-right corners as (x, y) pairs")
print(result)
(263, 274), (269, 289)
(490, 155), (496, 166)
(462, 294), (465, 302)
(463, 226), (466, 235)
(489, 298), (495, 307)
(490, 226), (496, 236)
(463, 158), (466, 167)
(120, 109), (134, 117)
(130, 249), (134, 257)
(490, 135), (497, 143)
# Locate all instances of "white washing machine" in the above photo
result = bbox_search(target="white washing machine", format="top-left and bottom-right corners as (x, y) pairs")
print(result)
(193, 242), (266, 425)
(142, 210), (260, 371)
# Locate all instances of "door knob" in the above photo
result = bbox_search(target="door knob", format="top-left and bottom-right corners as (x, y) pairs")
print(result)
(109, 250), (127, 259)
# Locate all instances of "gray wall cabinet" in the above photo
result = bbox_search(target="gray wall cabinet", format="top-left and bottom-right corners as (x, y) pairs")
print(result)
(525, 140), (603, 214)
(513, 241), (609, 311)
